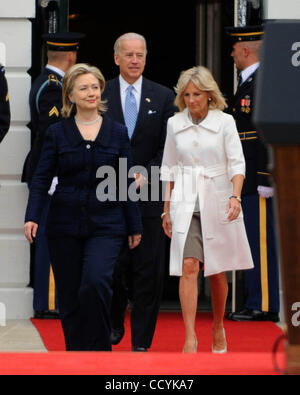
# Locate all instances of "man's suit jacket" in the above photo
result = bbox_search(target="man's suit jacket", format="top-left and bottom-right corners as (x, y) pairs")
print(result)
(102, 77), (177, 217)
(228, 70), (270, 195)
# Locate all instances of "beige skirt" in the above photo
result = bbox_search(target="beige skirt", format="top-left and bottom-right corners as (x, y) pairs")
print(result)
(183, 212), (204, 263)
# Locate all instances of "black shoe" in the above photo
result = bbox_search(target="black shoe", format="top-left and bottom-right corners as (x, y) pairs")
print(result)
(110, 328), (125, 345)
(34, 310), (60, 319)
(132, 346), (148, 352)
(227, 309), (279, 322)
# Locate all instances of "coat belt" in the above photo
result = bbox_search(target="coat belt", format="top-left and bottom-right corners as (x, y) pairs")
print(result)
(175, 163), (227, 212)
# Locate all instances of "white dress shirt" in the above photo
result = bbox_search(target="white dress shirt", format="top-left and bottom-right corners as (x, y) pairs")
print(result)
(119, 74), (143, 114)
(240, 62), (259, 85)
(46, 64), (65, 79)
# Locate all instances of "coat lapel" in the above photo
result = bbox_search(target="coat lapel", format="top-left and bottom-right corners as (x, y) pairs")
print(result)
(173, 108), (222, 135)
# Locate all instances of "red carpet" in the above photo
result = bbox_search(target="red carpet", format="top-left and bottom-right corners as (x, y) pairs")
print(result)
(31, 312), (284, 354)
(7, 312), (284, 375)
(0, 351), (285, 375)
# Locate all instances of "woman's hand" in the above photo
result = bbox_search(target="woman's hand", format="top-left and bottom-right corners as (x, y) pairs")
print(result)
(24, 222), (39, 243)
(162, 213), (172, 239)
(227, 198), (241, 222)
(128, 234), (142, 250)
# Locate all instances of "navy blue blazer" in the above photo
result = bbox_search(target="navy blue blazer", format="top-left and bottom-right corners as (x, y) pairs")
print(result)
(25, 115), (143, 238)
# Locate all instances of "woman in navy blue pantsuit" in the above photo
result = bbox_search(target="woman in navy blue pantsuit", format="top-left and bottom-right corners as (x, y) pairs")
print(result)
(24, 64), (142, 351)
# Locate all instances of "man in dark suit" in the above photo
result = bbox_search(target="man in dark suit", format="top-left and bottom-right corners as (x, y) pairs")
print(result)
(103, 32), (177, 351)
(226, 26), (280, 322)
(22, 32), (84, 319)
(0, 64), (10, 143)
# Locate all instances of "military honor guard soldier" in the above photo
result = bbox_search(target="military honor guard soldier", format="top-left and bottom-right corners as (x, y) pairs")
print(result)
(0, 64), (10, 143)
(22, 32), (85, 319)
(226, 25), (280, 322)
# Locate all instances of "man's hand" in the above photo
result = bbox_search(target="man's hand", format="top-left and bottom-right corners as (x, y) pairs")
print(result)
(134, 173), (146, 190)
(128, 234), (142, 250)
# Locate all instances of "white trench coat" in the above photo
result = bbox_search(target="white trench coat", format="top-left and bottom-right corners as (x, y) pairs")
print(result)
(161, 108), (254, 277)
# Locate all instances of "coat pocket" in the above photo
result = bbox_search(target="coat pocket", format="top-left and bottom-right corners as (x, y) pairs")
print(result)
(169, 191), (180, 225)
(172, 202), (194, 233)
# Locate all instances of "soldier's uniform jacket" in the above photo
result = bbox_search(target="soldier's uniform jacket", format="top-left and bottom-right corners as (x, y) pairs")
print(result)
(0, 64), (11, 143)
(22, 67), (63, 184)
(228, 69), (271, 195)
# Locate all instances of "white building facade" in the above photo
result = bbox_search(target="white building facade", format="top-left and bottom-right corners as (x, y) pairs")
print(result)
(0, 0), (35, 319)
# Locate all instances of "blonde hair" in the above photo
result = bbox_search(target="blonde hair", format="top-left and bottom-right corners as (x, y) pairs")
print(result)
(175, 66), (228, 112)
(61, 63), (107, 118)
(114, 32), (147, 55)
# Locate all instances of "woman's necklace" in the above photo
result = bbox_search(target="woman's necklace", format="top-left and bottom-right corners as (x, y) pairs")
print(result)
(192, 117), (202, 125)
(191, 113), (208, 125)
(75, 115), (101, 126)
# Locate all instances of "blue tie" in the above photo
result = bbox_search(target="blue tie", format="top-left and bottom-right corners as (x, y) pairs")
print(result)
(124, 85), (138, 139)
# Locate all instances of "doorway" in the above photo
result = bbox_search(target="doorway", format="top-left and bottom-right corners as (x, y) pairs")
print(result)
(67, 0), (237, 311)
(69, 0), (197, 89)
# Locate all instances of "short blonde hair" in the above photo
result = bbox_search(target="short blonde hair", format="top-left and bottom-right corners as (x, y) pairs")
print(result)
(175, 66), (228, 112)
(61, 63), (107, 118)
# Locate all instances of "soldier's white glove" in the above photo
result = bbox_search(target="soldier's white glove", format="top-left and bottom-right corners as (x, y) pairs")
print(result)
(48, 177), (58, 196)
(257, 185), (274, 199)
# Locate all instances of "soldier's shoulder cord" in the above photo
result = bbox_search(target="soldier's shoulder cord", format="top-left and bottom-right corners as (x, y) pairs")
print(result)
(35, 74), (63, 114)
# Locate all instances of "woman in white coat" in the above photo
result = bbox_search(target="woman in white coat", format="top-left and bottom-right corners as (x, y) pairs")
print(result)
(161, 66), (253, 354)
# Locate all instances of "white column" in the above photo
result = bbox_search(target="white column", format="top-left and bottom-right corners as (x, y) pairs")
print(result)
(264, 0), (300, 19)
(0, 0), (35, 319)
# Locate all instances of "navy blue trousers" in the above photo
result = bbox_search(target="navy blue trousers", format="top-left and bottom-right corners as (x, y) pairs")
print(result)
(242, 194), (280, 313)
(47, 235), (124, 351)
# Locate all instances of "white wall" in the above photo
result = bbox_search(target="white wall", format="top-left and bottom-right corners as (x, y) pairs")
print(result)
(264, 0), (300, 19)
(0, 0), (35, 319)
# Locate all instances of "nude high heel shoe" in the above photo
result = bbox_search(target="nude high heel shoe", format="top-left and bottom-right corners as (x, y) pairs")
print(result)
(212, 329), (227, 354)
(183, 337), (198, 353)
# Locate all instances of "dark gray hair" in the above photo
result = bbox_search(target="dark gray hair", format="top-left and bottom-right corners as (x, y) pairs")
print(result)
(114, 33), (147, 55)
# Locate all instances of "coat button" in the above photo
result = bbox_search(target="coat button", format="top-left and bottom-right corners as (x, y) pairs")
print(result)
(86, 144), (91, 149)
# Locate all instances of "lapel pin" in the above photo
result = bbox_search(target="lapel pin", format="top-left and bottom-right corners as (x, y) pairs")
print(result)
(146, 98), (151, 103)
